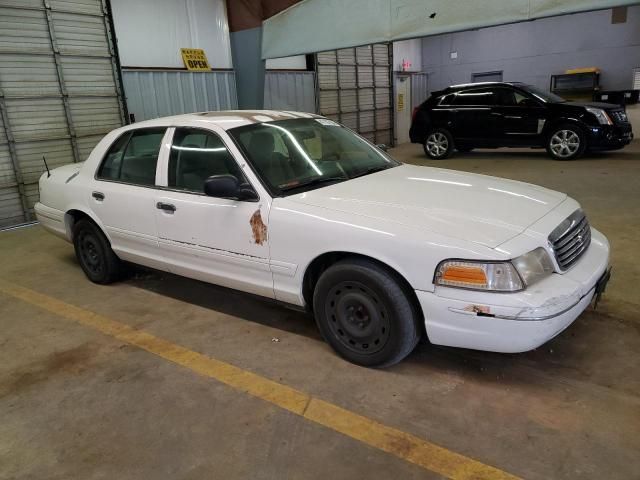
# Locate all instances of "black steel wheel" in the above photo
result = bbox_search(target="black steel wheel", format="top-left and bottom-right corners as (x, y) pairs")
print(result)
(325, 280), (391, 356)
(73, 218), (122, 284)
(313, 258), (421, 367)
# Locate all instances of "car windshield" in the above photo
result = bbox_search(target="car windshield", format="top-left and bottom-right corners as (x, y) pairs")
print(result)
(228, 118), (399, 195)
(519, 85), (566, 103)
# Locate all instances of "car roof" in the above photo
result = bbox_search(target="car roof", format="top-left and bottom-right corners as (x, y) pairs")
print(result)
(444, 81), (527, 91)
(123, 110), (322, 131)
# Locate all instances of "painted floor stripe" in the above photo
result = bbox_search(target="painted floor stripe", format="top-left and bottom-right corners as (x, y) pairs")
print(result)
(0, 280), (521, 480)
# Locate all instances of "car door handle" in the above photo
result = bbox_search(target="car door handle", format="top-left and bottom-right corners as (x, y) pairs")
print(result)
(92, 191), (105, 201)
(504, 115), (522, 119)
(490, 112), (502, 116)
(156, 202), (176, 213)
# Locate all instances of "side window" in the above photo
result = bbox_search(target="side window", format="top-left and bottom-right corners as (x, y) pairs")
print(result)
(452, 88), (495, 106)
(513, 91), (530, 106)
(168, 128), (243, 193)
(494, 88), (516, 106)
(97, 128), (165, 186)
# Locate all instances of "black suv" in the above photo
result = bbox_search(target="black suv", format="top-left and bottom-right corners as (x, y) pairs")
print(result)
(410, 82), (633, 160)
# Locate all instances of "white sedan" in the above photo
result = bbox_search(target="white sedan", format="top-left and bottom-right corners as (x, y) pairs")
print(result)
(35, 110), (611, 367)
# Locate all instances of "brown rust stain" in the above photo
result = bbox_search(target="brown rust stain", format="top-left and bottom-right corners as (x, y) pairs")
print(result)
(250, 209), (268, 245)
(464, 304), (491, 314)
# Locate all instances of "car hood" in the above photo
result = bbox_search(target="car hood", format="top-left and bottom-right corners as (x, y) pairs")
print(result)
(563, 100), (622, 110)
(287, 164), (566, 248)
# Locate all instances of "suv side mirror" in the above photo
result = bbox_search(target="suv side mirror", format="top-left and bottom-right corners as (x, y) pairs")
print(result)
(204, 175), (258, 201)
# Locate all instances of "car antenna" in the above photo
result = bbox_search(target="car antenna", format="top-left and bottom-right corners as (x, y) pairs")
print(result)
(42, 155), (51, 178)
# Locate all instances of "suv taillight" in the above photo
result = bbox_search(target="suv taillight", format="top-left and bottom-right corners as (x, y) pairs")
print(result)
(411, 107), (419, 122)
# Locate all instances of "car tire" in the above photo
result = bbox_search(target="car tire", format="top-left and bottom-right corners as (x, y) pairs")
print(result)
(312, 258), (421, 367)
(423, 129), (454, 159)
(73, 218), (123, 284)
(546, 124), (586, 160)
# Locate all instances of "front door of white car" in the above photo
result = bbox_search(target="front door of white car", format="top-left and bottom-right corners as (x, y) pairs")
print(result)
(90, 127), (170, 269)
(153, 126), (274, 298)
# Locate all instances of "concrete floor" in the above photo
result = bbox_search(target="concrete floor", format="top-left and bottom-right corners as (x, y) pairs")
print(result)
(1, 140), (640, 480)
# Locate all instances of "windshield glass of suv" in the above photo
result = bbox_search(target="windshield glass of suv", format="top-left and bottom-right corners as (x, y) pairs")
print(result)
(520, 85), (566, 103)
(229, 118), (399, 195)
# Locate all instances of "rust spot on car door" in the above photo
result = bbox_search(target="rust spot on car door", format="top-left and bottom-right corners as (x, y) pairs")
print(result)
(250, 209), (268, 245)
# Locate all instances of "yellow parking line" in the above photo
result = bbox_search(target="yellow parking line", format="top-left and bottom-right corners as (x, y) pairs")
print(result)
(0, 280), (521, 480)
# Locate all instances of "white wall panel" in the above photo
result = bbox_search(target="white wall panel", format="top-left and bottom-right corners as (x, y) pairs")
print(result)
(111, 0), (232, 69)
(392, 39), (422, 72)
(266, 55), (307, 70)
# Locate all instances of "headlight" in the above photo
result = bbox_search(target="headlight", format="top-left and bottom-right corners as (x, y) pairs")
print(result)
(434, 248), (555, 292)
(512, 247), (554, 287)
(434, 260), (524, 292)
(585, 107), (613, 125)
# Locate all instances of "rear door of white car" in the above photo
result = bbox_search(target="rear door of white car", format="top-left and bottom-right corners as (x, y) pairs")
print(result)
(90, 127), (169, 269)
(153, 126), (274, 298)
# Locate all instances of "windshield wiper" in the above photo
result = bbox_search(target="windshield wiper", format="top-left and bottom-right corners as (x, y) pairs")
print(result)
(351, 165), (392, 179)
(278, 176), (346, 193)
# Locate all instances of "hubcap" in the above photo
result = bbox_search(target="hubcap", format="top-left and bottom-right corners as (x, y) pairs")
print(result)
(325, 281), (390, 355)
(78, 231), (103, 275)
(425, 132), (449, 157)
(550, 130), (580, 158)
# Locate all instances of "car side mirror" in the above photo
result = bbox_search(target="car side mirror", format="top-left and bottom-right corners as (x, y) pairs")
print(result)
(376, 144), (389, 152)
(204, 175), (258, 201)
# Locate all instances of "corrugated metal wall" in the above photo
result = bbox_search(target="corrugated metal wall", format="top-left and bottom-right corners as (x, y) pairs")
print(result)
(410, 72), (429, 110)
(0, 0), (126, 228)
(122, 70), (237, 122)
(316, 43), (393, 145)
(264, 71), (316, 113)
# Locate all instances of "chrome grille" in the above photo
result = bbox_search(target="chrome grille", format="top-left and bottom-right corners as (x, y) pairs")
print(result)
(610, 109), (629, 124)
(548, 209), (591, 271)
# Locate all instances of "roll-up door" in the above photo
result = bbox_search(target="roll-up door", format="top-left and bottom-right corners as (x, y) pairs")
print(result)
(0, 0), (126, 227)
(316, 43), (393, 146)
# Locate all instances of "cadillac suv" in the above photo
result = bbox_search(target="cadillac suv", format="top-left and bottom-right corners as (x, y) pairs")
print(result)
(410, 82), (633, 160)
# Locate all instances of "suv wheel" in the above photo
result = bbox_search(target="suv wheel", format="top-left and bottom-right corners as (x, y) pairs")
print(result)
(423, 129), (454, 159)
(546, 124), (586, 160)
(73, 218), (123, 284)
(312, 258), (421, 367)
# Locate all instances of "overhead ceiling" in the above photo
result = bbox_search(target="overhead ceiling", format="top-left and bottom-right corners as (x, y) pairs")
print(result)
(262, 0), (640, 58)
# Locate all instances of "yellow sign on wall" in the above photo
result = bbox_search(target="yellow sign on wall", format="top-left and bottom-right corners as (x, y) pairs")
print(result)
(180, 48), (211, 71)
(397, 93), (405, 112)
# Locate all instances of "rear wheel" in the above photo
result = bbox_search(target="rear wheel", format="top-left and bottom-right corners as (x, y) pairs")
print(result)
(546, 124), (586, 160)
(312, 259), (421, 367)
(423, 129), (454, 159)
(73, 218), (123, 284)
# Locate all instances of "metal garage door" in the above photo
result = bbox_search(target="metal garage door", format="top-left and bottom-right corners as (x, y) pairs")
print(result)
(0, 0), (126, 228)
(316, 43), (393, 145)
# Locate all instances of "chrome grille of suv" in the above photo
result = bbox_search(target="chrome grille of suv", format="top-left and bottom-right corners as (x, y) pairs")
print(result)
(610, 109), (629, 124)
(548, 209), (591, 271)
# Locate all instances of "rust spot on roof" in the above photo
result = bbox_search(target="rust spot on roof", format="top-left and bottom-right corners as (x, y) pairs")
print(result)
(250, 209), (268, 246)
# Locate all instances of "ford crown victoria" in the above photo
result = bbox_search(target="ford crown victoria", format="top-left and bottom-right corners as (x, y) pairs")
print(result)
(35, 111), (611, 367)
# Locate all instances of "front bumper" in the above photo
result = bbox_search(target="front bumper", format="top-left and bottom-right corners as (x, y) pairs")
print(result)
(416, 228), (610, 353)
(587, 124), (633, 150)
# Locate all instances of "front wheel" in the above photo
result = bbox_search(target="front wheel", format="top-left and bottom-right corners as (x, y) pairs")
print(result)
(312, 259), (421, 367)
(546, 124), (586, 160)
(423, 129), (454, 159)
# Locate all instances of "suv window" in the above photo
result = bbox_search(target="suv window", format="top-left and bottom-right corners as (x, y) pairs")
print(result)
(452, 88), (495, 106)
(97, 128), (165, 186)
(168, 128), (243, 193)
(494, 88), (532, 106)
